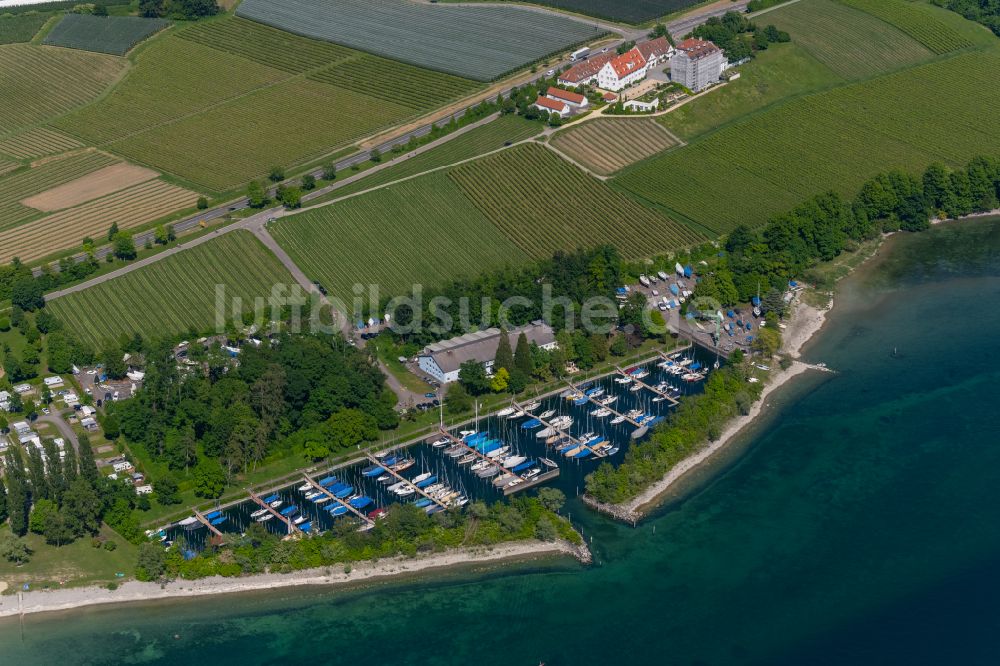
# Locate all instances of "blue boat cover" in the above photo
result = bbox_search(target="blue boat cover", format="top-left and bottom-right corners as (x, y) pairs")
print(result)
(328, 505), (348, 515)
(204, 510), (222, 520)
(298, 522), (311, 531)
(263, 494), (279, 503)
(210, 516), (227, 525)
(334, 486), (353, 499)
(521, 418), (542, 429)
(751, 296), (761, 306)
(350, 497), (373, 509)
(670, 284), (679, 295)
(279, 505), (298, 516)
(415, 475), (437, 488)
(690, 362), (701, 371)
(318, 476), (337, 487)
(511, 460), (534, 472)
(573, 449), (591, 459)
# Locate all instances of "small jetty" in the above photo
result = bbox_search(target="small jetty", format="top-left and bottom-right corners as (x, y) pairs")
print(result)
(568, 381), (643, 427)
(366, 453), (449, 510)
(248, 489), (300, 535)
(436, 429), (558, 494)
(514, 400), (605, 458)
(302, 474), (374, 528)
(618, 365), (679, 406)
(193, 508), (224, 538)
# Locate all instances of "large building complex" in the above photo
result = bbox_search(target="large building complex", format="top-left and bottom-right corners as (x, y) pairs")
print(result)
(670, 38), (725, 92)
(417, 322), (558, 384)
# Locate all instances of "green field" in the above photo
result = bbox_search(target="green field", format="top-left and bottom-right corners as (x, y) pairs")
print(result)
(838, 0), (973, 53)
(615, 49), (1000, 235)
(0, 13), (48, 44)
(0, 150), (118, 231)
(0, 44), (126, 136)
(48, 231), (295, 347)
(658, 42), (843, 140)
(0, 126), (85, 160)
(450, 143), (706, 259)
(308, 53), (479, 111)
(323, 115), (543, 199)
(767, 0), (933, 79)
(550, 118), (680, 175)
(42, 14), (170, 55)
(272, 172), (529, 299)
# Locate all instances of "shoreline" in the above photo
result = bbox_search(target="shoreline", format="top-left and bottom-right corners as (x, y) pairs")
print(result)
(584, 296), (835, 524)
(0, 539), (590, 620)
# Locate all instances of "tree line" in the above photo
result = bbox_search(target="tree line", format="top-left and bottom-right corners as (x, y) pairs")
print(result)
(933, 0), (1000, 36)
(691, 11), (790, 62)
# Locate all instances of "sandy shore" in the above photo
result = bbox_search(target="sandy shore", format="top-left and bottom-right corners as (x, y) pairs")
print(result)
(585, 298), (833, 523)
(0, 539), (589, 619)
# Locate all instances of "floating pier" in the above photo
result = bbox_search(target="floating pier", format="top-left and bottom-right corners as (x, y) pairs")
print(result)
(617, 366), (680, 406)
(366, 453), (449, 510)
(514, 400), (605, 458)
(437, 428), (527, 489)
(193, 508), (224, 538)
(248, 489), (300, 535)
(503, 459), (560, 496)
(568, 381), (643, 428)
(302, 474), (375, 528)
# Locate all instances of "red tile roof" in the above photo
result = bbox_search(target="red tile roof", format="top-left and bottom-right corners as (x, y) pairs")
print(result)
(676, 38), (720, 60)
(609, 48), (647, 79)
(559, 52), (614, 83)
(602, 92), (617, 102)
(546, 86), (585, 105)
(637, 37), (672, 62)
(533, 95), (568, 113)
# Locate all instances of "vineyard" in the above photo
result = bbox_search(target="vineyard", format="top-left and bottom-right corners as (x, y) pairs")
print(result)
(0, 127), (84, 160)
(176, 16), (354, 73)
(327, 115), (543, 200)
(0, 13), (48, 44)
(766, 0), (932, 80)
(449, 143), (705, 260)
(615, 49), (1000, 235)
(517, 0), (700, 24)
(308, 54), (479, 112)
(272, 173), (528, 298)
(550, 118), (679, 175)
(0, 151), (118, 231)
(108, 79), (413, 192)
(48, 232), (293, 347)
(42, 14), (170, 55)
(0, 179), (198, 264)
(838, 0), (973, 54)
(0, 44), (126, 136)
(236, 0), (602, 81)
(52, 37), (288, 145)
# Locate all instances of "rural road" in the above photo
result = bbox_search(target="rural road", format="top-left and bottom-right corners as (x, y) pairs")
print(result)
(31, 0), (745, 280)
(37, 412), (79, 454)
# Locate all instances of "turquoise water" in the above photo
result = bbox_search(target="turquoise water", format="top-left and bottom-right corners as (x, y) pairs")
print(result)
(4, 219), (1000, 665)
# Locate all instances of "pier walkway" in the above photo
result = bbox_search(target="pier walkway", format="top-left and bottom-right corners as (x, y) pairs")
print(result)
(249, 490), (300, 535)
(302, 474), (374, 528)
(437, 429), (526, 487)
(568, 382), (643, 428)
(617, 366), (680, 406)
(514, 400), (605, 458)
(365, 453), (449, 510)
(193, 509), (224, 538)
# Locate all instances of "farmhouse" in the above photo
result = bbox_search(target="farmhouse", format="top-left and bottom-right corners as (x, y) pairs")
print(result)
(558, 52), (615, 87)
(671, 38), (725, 92)
(597, 48), (648, 92)
(636, 37), (674, 67)
(546, 86), (588, 109)
(532, 95), (571, 118)
(418, 321), (558, 384)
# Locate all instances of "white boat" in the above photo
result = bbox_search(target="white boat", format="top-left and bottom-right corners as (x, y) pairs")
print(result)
(506, 410), (525, 419)
(657, 270), (669, 281)
(588, 387), (605, 398)
(521, 400), (541, 412)
(536, 426), (556, 438)
(256, 513), (274, 522)
(523, 468), (542, 480)
(502, 455), (526, 468)
(178, 516), (199, 526)
(387, 481), (407, 493)
(631, 369), (650, 379)
(591, 408), (612, 418)
(293, 515), (308, 525)
(539, 409), (556, 419)
(376, 473), (392, 483)
(411, 472), (432, 484)
(458, 453), (477, 464)
(610, 414), (627, 424)
(250, 508), (269, 519)
(653, 396), (667, 403)
(471, 459), (491, 472)
(675, 262), (684, 276)
(496, 406), (516, 417)
(600, 395), (618, 406)
(297, 482), (313, 492)
(550, 415), (573, 428)
(639, 275), (650, 287)
(424, 483), (445, 494)
(430, 437), (450, 448)
(313, 496), (331, 504)
(578, 432), (596, 443)
(614, 376), (632, 384)
(268, 499), (283, 509)
(629, 383), (642, 392)
(396, 486), (416, 497)
(627, 410), (643, 418)
(493, 474), (516, 488)
(486, 446), (511, 459)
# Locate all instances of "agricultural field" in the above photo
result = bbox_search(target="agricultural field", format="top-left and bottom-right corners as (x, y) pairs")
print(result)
(0, 44), (126, 136)
(450, 143), (705, 259)
(272, 173), (529, 299)
(236, 0), (603, 81)
(513, 0), (701, 24)
(326, 115), (543, 199)
(0, 178), (198, 264)
(0, 150), (118, 231)
(48, 231), (294, 347)
(766, 0), (933, 80)
(176, 16), (354, 73)
(658, 42), (843, 140)
(308, 54), (480, 112)
(42, 14), (170, 55)
(615, 49), (1000, 235)
(51, 36), (288, 145)
(549, 118), (680, 175)
(838, 0), (973, 53)
(108, 78), (414, 192)
(0, 13), (48, 44)
(0, 126), (84, 160)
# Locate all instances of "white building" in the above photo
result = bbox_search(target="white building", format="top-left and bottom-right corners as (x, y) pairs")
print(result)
(532, 95), (571, 118)
(0, 390), (10, 412)
(43, 376), (63, 388)
(636, 37), (675, 68)
(624, 99), (660, 112)
(597, 48), (648, 92)
(671, 38), (725, 92)
(545, 86), (588, 109)
(418, 322), (558, 384)
(135, 484), (153, 495)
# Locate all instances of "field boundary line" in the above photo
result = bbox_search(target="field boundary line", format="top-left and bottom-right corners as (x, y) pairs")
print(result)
(537, 138), (610, 180)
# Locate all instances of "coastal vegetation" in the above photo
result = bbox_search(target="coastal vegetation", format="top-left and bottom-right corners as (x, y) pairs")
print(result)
(138, 495), (578, 581)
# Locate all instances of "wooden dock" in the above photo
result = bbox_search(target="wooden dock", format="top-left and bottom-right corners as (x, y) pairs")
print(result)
(617, 366), (679, 406)
(568, 382), (643, 427)
(302, 474), (374, 528)
(503, 463), (560, 496)
(514, 400), (605, 458)
(193, 508), (224, 538)
(365, 453), (449, 510)
(437, 429), (526, 488)
(249, 489), (300, 535)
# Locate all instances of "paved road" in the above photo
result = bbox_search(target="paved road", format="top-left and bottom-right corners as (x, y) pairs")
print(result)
(37, 412), (79, 454)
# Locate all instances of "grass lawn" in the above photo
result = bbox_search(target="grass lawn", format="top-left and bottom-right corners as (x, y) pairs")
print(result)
(658, 41), (843, 141)
(370, 333), (434, 395)
(0, 524), (138, 591)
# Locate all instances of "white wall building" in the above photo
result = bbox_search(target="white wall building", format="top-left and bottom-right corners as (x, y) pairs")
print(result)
(418, 322), (558, 384)
(597, 48), (648, 92)
(671, 38), (725, 92)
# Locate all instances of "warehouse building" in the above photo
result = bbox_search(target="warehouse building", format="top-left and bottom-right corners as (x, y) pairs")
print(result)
(418, 322), (558, 384)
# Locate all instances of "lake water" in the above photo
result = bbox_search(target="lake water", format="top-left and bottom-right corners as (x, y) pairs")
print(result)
(3, 218), (1000, 665)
